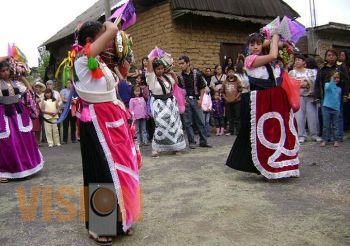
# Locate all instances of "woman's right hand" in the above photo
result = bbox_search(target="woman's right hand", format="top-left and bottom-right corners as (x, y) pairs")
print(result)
(272, 34), (280, 42)
(104, 21), (118, 32)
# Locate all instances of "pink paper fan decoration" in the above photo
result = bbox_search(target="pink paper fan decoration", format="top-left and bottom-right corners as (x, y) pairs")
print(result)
(148, 47), (165, 59)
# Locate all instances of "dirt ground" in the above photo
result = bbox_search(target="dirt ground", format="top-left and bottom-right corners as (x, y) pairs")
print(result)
(1, 135), (349, 246)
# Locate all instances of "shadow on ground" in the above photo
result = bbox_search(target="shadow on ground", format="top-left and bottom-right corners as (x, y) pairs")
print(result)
(1, 135), (349, 245)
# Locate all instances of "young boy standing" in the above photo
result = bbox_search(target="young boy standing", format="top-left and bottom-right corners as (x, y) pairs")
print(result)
(223, 67), (242, 136)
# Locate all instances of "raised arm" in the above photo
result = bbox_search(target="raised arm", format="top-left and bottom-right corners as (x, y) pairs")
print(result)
(251, 34), (280, 68)
(147, 57), (155, 73)
(19, 76), (32, 91)
(89, 22), (118, 58)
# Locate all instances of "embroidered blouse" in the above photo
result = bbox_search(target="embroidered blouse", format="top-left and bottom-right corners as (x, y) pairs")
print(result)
(244, 55), (281, 80)
(74, 56), (111, 92)
(288, 68), (317, 96)
(210, 74), (227, 91)
(146, 72), (175, 96)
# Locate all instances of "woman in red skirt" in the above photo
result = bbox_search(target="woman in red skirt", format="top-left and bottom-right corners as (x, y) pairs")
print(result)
(226, 33), (300, 179)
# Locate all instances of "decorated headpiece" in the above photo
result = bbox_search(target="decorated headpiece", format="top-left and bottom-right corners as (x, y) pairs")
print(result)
(148, 47), (174, 71)
(7, 43), (31, 77)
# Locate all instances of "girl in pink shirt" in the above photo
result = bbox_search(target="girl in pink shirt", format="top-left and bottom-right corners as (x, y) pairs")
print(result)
(129, 85), (149, 145)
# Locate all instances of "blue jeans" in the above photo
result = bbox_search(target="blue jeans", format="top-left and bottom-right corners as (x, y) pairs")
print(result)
(337, 101), (344, 140)
(183, 98), (207, 145)
(136, 119), (148, 144)
(322, 106), (340, 141)
(203, 111), (211, 137)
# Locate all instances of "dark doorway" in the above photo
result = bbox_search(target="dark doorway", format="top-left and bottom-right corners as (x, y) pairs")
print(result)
(333, 45), (350, 56)
(220, 43), (245, 67)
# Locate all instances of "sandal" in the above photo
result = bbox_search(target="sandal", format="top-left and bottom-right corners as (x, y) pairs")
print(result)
(88, 231), (112, 246)
(0, 178), (8, 183)
(118, 228), (134, 236)
(151, 151), (159, 158)
(125, 228), (134, 236)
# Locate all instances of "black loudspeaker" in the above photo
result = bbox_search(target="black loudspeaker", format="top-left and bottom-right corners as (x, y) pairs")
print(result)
(89, 183), (117, 236)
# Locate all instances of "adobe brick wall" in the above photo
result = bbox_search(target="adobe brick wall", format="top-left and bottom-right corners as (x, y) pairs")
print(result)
(127, 3), (175, 68)
(127, 2), (260, 71)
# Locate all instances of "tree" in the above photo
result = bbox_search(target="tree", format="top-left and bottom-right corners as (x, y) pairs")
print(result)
(37, 46), (50, 81)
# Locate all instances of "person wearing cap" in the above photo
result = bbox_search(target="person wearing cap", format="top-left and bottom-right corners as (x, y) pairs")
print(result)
(32, 80), (46, 145)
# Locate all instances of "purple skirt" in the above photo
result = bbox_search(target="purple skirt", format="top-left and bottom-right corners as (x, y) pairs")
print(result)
(0, 104), (44, 179)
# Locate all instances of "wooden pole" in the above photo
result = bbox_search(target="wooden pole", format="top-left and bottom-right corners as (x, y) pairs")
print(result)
(104, 0), (111, 21)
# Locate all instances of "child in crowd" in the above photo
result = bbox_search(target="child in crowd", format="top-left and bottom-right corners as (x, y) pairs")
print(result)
(223, 67), (241, 136)
(320, 71), (342, 147)
(212, 91), (225, 136)
(135, 74), (149, 101)
(135, 73), (154, 141)
(40, 89), (60, 147)
(202, 86), (212, 137)
(129, 85), (149, 146)
(210, 65), (226, 95)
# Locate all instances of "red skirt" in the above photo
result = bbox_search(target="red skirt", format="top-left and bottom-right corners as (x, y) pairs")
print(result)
(226, 87), (300, 179)
(32, 118), (41, 132)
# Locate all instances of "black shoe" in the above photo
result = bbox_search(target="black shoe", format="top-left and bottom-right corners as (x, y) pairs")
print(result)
(72, 140), (77, 143)
(199, 143), (212, 148)
(189, 143), (196, 149)
(62, 141), (68, 145)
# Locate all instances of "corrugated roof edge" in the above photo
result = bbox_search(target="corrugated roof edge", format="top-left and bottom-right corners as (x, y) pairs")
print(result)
(307, 22), (350, 32)
(172, 10), (274, 25)
(41, 0), (122, 47)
